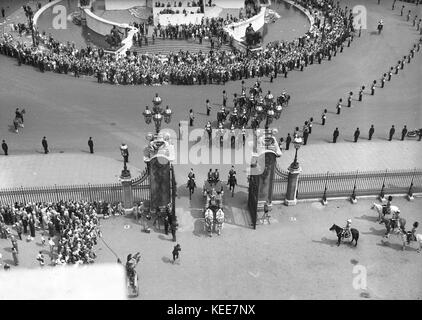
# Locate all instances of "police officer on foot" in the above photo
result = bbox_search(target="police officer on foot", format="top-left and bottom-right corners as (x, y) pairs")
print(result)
(88, 137), (94, 154)
(401, 125), (407, 140)
(354, 128), (360, 142)
(333, 128), (339, 143)
(389, 125), (395, 141)
(368, 125), (375, 140)
(285, 133), (292, 150)
(42, 137), (49, 154)
(1, 140), (8, 156)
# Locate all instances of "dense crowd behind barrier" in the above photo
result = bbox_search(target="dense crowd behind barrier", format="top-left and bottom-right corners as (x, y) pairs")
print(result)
(0, 0), (353, 86)
(0, 200), (123, 266)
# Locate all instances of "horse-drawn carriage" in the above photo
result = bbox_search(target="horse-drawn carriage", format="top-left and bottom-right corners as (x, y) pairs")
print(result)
(203, 179), (224, 236)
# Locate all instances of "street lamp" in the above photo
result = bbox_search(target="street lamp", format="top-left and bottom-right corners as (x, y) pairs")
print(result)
(290, 135), (303, 171)
(143, 94), (172, 133)
(120, 143), (130, 178)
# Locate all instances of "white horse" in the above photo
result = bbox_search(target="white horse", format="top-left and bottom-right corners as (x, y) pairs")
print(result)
(371, 203), (400, 222)
(407, 233), (422, 253)
(204, 208), (214, 237)
(214, 209), (224, 235)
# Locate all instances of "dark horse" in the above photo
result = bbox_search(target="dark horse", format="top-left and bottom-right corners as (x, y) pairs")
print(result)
(381, 216), (406, 236)
(186, 177), (196, 200)
(329, 224), (359, 247)
(227, 175), (237, 197)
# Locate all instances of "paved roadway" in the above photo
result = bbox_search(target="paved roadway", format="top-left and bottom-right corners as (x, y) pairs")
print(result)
(0, 0), (421, 300)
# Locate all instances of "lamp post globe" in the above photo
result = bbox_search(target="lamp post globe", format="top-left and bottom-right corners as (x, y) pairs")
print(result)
(120, 143), (130, 178)
(290, 136), (303, 170)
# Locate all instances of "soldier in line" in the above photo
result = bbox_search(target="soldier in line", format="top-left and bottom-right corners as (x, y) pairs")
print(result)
(354, 128), (360, 143)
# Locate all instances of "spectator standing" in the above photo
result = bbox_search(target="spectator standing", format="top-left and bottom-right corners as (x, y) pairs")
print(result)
(48, 237), (55, 261)
(42, 136), (49, 154)
(36, 251), (45, 267)
(418, 129), (422, 141)
(12, 247), (19, 266)
(333, 128), (339, 143)
(2, 140), (8, 155)
(285, 133), (291, 150)
(88, 137), (94, 154)
(11, 236), (18, 253)
(401, 125), (407, 140)
(389, 125), (395, 141)
(15, 222), (23, 240)
(354, 128), (360, 142)
(369, 125), (375, 140)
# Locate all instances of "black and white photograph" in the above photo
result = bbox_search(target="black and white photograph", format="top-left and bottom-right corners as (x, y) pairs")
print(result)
(0, 0), (421, 306)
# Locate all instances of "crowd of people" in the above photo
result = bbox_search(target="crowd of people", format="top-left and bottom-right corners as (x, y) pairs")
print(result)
(0, 200), (124, 268)
(0, 0), (353, 86)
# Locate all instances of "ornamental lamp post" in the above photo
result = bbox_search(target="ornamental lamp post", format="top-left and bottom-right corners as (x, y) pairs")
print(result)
(143, 94), (171, 134)
(274, 104), (283, 119)
(290, 135), (303, 171)
(265, 109), (275, 127)
(120, 143), (131, 179)
(152, 112), (163, 134)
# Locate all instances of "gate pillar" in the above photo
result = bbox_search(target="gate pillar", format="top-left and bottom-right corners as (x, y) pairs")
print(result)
(120, 177), (133, 209)
(143, 133), (175, 211)
(284, 166), (302, 206)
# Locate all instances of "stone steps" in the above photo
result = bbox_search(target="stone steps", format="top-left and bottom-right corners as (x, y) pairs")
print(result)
(131, 38), (232, 54)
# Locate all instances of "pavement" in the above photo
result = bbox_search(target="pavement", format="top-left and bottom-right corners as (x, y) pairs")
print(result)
(1, 197), (421, 300)
(0, 140), (421, 188)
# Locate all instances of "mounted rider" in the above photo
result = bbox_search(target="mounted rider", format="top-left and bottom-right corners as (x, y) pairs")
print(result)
(343, 219), (352, 238)
(188, 168), (195, 183)
(391, 206), (401, 231)
(213, 169), (220, 184)
(228, 166), (236, 179)
(228, 166), (237, 186)
(381, 195), (393, 220)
